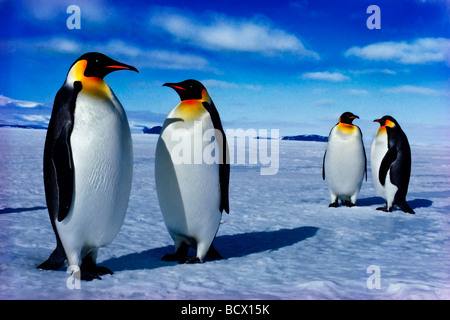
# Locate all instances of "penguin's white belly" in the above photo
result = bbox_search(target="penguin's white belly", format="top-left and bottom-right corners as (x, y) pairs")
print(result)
(371, 133), (388, 198)
(155, 114), (221, 247)
(371, 133), (397, 204)
(325, 129), (365, 199)
(56, 93), (133, 258)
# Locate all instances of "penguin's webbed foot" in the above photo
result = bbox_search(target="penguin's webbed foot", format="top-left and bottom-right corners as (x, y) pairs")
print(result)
(328, 200), (339, 208)
(185, 256), (202, 264)
(79, 265), (113, 281)
(186, 244), (223, 263)
(162, 243), (189, 263)
(376, 206), (391, 212)
(80, 270), (101, 281)
(162, 253), (186, 262)
(95, 266), (114, 276)
(80, 255), (113, 281)
(37, 247), (66, 270)
(342, 200), (355, 207)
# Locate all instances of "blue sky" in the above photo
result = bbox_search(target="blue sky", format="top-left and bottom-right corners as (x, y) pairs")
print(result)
(1, 0), (449, 139)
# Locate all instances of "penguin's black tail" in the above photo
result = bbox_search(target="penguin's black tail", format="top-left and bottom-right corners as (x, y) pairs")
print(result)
(398, 200), (415, 214)
(37, 245), (66, 270)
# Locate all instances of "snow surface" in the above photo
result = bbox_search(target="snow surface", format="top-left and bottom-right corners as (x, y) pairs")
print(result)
(0, 127), (449, 299)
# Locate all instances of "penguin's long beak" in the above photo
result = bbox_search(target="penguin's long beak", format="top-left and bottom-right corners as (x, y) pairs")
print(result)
(373, 119), (381, 123)
(163, 83), (186, 91)
(163, 82), (190, 101)
(351, 115), (359, 119)
(105, 62), (138, 73)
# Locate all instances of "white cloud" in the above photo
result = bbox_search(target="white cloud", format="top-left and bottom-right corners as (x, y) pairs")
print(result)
(0, 95), (42, 108)
(384, 85), (447, 96)
(145, 50), (213, 71)
(3, 37), (214, 72)
(201, 80), (239, 89)
(99, 40), (214, 71)
(345, 38), (450, 65)
(350, 69), (397, 76)
(348, 89), (369, 96)
(311, 99), (337, 107)
(150, 9), (319, 58)
(48, 38), (81, 54)
(19, 115), (50, 122)
(19, 0), (111, 24)
(302, 71), (350, 82)
(1, 37), (81, 55)
(201, 79), (262, 91)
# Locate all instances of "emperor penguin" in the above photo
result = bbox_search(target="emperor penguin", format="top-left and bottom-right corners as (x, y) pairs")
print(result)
(323, 112), (367, 207)
(371, 115), (414, 214)
(155, 79), (229, 263)
(38, 52), (138, 280)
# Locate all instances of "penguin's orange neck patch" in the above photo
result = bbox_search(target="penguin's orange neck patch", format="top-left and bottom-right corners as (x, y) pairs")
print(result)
(173, 89), (212, 120)
(337, 122), (356, 133)
(377, 125), (387, 135)
(68, 60), (111, 98)
(175, 100), (206, 120)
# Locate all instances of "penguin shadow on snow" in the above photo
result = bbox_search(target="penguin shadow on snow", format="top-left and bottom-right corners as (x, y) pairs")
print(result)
(356, 197), (432, 210)
(0, 206), (47, 215)
(103, 226), (319, 272)
(405, 198), (433, 210)
(214, 226), (319, 259)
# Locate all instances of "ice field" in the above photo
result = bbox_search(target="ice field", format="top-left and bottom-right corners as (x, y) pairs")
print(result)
(0, 127), (449, 299)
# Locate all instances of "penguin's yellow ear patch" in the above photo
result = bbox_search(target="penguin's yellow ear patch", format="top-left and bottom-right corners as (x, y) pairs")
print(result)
(337, 123), (356, 133)
(72, 60), (87, 80)
(201, 89), (211, 104)
(385, 119), (395, 128)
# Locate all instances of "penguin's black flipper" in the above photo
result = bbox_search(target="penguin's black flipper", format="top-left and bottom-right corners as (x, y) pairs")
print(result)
(362, 141), (368, 181)
(356, 127), (368, 181)
(322, 150), (326, 180)
(40, 81), (82, 270)
(53, 125), (75, 222)
(203, 101), (230, 214)
(379, 147), (398, 186)
(44, 81), (82, 223)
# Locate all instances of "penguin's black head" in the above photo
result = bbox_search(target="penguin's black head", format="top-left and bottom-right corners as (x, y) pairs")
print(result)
(374, 115), (398, 128)
(73, 52), (138, 79)
(339, 112), (359, 125)
(163, 79), (206, 101)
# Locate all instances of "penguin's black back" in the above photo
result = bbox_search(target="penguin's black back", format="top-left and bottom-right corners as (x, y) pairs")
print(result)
(202, 100), (230, 214)
(385, 125), (412, 202)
